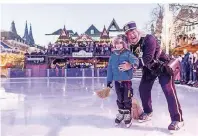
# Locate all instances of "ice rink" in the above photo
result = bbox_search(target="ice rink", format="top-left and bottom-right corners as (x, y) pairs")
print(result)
(1, 78), (198, 136)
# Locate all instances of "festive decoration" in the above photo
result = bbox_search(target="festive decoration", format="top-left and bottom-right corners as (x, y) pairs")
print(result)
(5, 63), (13, 68)
(0, 53), (24, 68)
(75, 34), (93, 42)
(0, 53), (24, 77)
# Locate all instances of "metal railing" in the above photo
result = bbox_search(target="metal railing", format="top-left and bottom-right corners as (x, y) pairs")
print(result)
(7, 68), (142, 78)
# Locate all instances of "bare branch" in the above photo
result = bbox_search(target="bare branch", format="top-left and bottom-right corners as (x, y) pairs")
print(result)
(144, 4), (164, 34)
(176, 17), (198, 26)
(170, 3), (198, 27)
(170, 3), (198, 9)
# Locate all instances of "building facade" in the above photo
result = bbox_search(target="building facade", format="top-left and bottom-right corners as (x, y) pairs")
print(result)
(45, 18), (124, 43)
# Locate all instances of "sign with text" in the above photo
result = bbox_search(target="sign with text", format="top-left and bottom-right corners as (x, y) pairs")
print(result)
(25, 55), (47, 64)
(72, 50), (93, 58)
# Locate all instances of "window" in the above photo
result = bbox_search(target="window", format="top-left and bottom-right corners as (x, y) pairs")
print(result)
(90, 30), (94, 34)
(189, 26), (191, 31)
(193, 25), (195, 30)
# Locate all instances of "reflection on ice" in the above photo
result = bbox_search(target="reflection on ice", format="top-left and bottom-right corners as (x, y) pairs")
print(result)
(1, 78), (198, 136)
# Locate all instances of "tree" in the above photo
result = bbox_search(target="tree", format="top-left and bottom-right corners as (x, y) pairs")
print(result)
(144, 4), (164, 34)
(169, 3), (198, 26)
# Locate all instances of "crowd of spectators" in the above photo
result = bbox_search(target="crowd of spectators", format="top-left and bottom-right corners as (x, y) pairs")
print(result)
(22, 41), (198, 88)
(25, 41), (113, 56)
(175, 50), (198, 88)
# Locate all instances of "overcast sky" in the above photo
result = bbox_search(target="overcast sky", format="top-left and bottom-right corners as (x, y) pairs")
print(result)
(1, 4), (157, 45)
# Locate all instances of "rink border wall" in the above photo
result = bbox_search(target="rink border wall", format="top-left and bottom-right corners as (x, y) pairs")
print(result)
(2, 77), (141, 80)
(6, 68), (143, 79)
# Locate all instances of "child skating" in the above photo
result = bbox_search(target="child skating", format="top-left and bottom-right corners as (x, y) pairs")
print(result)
(97, 35), (139, 127)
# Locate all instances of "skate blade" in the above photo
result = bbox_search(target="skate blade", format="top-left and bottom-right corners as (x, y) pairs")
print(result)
(125, 121), (132, 128)
(138, 118), (151, 123)
(115, 123), (120, 126)
(169, 127), (185, 134)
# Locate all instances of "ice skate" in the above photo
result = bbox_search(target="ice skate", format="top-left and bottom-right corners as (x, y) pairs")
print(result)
(187, 80), (192, 85)
(138, 112), (152, 123)
(168, 121), (185, 134)
(190, 81), (195, 86)
(114, 109), (124, 126)
(124, 110), (132, 128)
(193, 81), (198, 87)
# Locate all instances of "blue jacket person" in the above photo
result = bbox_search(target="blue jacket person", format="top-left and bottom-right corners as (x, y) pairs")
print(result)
(107, 35), (139, 127)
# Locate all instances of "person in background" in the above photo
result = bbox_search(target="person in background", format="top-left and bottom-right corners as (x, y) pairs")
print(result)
(182, 49), (190, 84)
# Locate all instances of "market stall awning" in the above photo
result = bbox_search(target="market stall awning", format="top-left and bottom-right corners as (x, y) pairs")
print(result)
(173, 43), (198, 55)
(0, 41), (12, 49)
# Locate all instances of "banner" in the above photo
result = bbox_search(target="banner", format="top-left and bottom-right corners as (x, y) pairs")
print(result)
(72, 50), (93, 58)
(25, 55), (46, 64)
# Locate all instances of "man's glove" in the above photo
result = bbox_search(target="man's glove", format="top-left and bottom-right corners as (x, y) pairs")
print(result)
(96, 87), (111, 99)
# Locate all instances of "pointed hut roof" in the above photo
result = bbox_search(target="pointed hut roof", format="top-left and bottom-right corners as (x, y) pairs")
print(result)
(107, 18), (121, 31)
(56, 25), (71, 43)
(84, 24), (101, 37)
(100, 26), (110, 42)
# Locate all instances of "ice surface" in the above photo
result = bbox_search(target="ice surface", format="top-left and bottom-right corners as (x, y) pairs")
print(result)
(1, 78), (198, 136)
